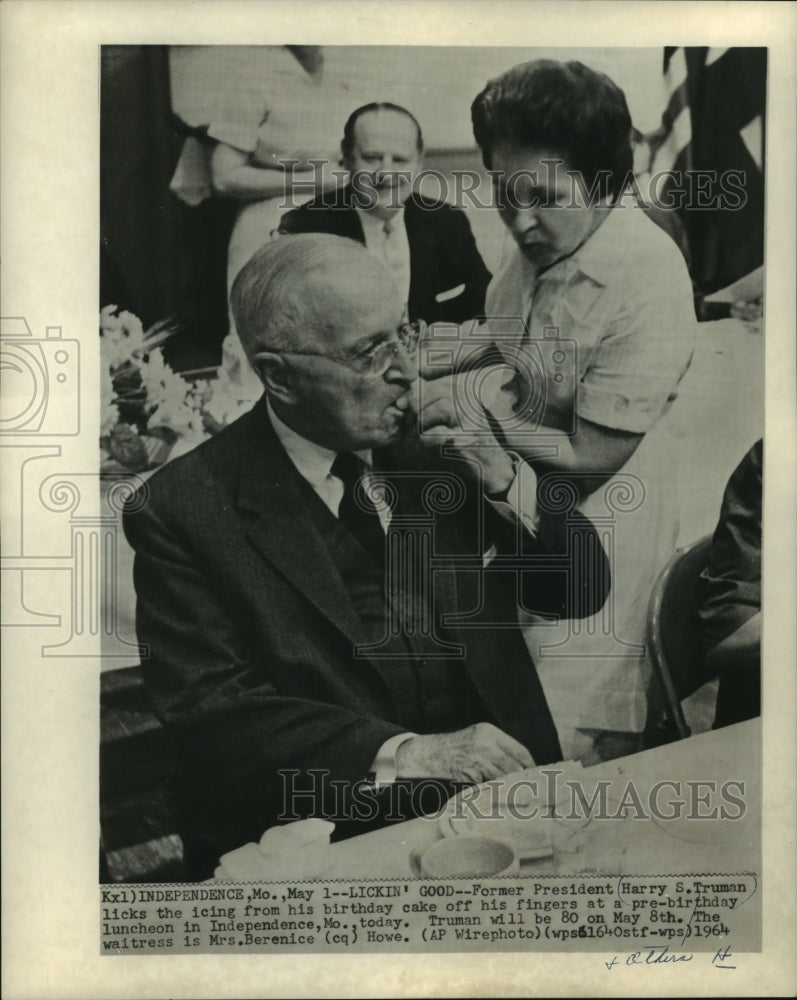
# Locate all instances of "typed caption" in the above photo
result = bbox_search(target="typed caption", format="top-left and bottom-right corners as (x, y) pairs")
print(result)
(101, 873), (759, 956)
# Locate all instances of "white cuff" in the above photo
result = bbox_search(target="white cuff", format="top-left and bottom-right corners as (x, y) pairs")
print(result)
(370, 732), (417, 786)
(485, 453), (540, 538)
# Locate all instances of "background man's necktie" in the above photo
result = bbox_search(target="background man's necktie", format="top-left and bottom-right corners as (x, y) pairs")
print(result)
(331, 451), (386, 566)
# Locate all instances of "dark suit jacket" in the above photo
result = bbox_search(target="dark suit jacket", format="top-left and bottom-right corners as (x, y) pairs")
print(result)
(124, 399), (609, 876)
(698, 439), (762, 728)
(278, 187), (491, 324)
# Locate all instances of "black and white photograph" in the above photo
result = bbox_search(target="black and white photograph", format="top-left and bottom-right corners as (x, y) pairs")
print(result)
(2, 2), (795, 997)
(100, 41), (765, 884)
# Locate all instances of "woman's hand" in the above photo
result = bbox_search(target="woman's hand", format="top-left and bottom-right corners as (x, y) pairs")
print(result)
(416, 374), (517, 495)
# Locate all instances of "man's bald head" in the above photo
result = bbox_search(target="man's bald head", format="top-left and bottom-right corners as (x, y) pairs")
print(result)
(230, 234), (401, 361)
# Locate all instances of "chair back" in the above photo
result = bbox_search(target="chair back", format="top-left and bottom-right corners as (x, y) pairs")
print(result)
(645, 534), (714, 745)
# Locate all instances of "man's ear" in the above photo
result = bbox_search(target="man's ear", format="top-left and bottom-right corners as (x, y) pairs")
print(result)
(252, 351), (296, 403)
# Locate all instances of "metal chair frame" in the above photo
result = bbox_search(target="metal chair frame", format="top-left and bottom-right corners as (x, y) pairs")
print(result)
(645, 534), (715, 744)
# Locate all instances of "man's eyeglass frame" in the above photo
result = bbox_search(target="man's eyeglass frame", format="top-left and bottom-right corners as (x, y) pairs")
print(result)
(266, 318), (425, 378)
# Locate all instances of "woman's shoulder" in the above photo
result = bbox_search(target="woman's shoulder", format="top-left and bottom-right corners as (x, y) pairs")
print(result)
(614, 200), (691, 272)
(599, 203), (695, 315)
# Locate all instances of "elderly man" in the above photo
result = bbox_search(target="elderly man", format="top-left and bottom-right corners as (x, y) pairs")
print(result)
(124, 234), (608, 878)
(278, 102), (491, 325)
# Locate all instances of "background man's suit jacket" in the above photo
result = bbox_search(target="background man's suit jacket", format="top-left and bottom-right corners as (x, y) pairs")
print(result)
(278, 187), (491, 324)
(124, 399), (608, 876)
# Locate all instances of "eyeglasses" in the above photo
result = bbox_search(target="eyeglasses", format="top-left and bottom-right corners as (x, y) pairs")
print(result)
(270, 318), (425, 378)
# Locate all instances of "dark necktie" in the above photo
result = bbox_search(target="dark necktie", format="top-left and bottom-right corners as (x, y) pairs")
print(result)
(331, 451), (386, 567)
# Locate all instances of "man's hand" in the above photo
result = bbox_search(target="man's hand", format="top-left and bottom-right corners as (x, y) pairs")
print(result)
(395, 723), (535, 783)
(416, 374), (517, 495)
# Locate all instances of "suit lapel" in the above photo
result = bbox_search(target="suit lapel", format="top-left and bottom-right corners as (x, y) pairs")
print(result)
(376, 440), (465, 647)
(404, 197), (436, 320)
(336, 187), (366, 244)
(235, 402), (367, 652)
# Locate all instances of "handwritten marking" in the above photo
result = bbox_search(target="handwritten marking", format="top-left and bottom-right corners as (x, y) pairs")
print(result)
(712, 945), (736, 969)
(626, 946), (694, 966)
(737, 872), (758, 906)
(605, 942), (738, 972)
(681, 890), (700, 944)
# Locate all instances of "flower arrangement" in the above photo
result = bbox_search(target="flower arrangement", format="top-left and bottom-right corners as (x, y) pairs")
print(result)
(100, 306), (257, 473)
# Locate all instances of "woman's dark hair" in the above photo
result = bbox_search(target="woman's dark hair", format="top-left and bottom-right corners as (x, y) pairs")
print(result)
(342, 102), (424, 159)
(471, 60), (633, 201)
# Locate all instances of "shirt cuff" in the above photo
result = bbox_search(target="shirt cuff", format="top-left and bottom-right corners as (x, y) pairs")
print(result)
(370, 732), (417, 786)
(485, 452), (540, 538)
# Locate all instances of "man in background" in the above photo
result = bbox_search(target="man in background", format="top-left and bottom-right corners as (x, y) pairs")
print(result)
(279, 102), (491, 325)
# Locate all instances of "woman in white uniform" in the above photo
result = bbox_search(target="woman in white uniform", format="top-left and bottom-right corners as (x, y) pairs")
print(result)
(422, 59), (696, 762)
(171, 45), (361, 397)
(207, 46), (356, 291)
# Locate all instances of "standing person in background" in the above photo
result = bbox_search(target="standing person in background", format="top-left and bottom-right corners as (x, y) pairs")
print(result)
(170, 46), (354, 285)
(205, 45), (353, 289)
(170, 45), (360, 397)
(278, 102), (492, 327)
(420, 59), (697, 763)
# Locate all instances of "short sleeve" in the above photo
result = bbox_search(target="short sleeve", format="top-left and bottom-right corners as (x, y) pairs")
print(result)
(207, 119), (262, 155)
(172, 46), (291, 153)
(202, 48), (307, 154)
(208, 91), (342, 163)
(577, 269), (697, 434)
(205, 78), (280, 154)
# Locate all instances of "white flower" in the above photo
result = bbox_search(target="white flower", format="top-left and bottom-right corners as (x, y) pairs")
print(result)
(100, 305), (121, 333)
(100, 369), (119, 437)
(100, 305), (147, 370)
(136, 347), (209, 440)
(98, 307), (247, 468)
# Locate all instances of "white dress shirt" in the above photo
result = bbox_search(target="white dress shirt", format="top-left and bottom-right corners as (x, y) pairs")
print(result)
(356, 206), (412, 312)
(267, 401), (392, 531)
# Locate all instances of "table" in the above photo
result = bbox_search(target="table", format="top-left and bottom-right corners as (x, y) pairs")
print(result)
(325, 719), (761, 879)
